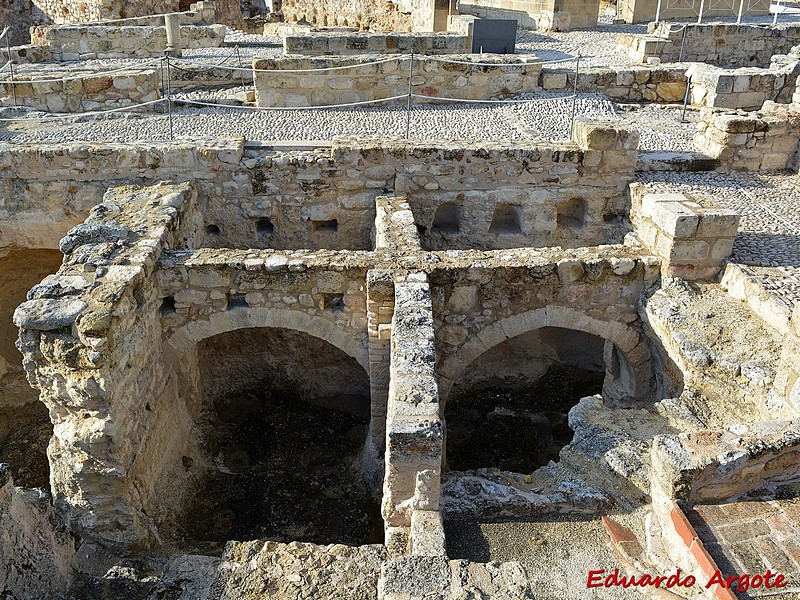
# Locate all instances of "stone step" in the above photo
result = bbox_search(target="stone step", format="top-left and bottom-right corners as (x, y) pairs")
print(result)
(637, 150), (720, 171)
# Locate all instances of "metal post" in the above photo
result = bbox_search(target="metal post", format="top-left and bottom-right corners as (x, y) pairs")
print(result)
(570, 53), (580, 138)
(655, 0), (662, 22)
(680, 74), (692, 123)
(5, 36), (16, 107)
(678, 26), (687, 62)
(737, 0), (744, 23)
(165, 55), (174, 140)
(697, 0), (705, 23)
(235, 44), (246, 89)
(405, 51), (413, 140)
(773, 0), (781, 25)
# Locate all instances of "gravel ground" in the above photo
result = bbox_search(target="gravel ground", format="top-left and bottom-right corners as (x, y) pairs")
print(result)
(639, 171), (800, 309)
(615, 103), (701, 152)
(0, 92), (618, 143)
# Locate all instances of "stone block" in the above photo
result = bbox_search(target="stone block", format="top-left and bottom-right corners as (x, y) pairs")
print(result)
(411, 510), (446, 557)
(668, 239), (710, 262)
(642, 195), (699, 239)
(696, 210), (740, 238)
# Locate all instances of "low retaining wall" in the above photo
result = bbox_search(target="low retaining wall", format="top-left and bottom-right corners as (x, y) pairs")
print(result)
(32, 23), (226, 61)
(253, 55), (541, 106)
(694, 103), (800, 171)
(253, 55), (688, 107)
(620, 23), (800, 68)
(549, 64), (687, 102)
(691, 62), (799, 111)
(282, 31), (471, 55)
(0, 69), (161, 112)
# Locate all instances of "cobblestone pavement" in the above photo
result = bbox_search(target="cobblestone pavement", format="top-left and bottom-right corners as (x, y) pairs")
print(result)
(686, 493), (800, 598)
(638, 171), (800, 310)
(0, 92), (620, 143)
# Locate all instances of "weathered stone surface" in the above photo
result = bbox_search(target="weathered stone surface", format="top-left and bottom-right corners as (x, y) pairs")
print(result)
(215, 540), (385, 599)
(13, 297), (87, 330)
(59, 223), (129, 254)
(0, 467), (76, 598)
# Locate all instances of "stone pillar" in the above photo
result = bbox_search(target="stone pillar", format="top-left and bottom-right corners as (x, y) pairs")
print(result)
(164, 13), (183, 57)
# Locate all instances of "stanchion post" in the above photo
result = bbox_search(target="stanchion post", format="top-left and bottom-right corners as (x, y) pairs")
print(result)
(165, 54), (174, 140)
(235, 45), (247, 89)
(405, 51), (413, 140)
(5, 36), (16, 107)
(655, 0), (662, 22)
(569, 53), (580, 138)
(697, 0), (705, 23)
(737, 0), (745, 23)
(773, 0), (781, 25)
(680, 63), (697, 123)
(678, 26), (687, 62)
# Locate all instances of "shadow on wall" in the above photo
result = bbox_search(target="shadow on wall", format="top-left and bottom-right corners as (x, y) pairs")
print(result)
(3, 0), (52, 45)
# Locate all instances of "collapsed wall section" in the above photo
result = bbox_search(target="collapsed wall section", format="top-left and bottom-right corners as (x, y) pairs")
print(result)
(14, 181), (204, 549)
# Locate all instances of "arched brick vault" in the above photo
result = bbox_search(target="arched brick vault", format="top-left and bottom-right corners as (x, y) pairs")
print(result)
(436, 305), (654, 405)
(163, 306), (370, 373)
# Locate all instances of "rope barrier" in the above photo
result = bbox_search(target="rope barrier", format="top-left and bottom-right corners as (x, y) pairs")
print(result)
(0, 51), (588, 125)
(172, 54), (407, 73)
(0, 97), (166, 122)
(409, 93), (578, 104)
(172, 52), (580, 73)
(175, 95), (410, 110)
(419, 54), (578, 66)
(0, 58), (162, 85)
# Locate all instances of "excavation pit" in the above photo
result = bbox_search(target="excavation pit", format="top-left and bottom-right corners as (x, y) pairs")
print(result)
(445, 365), (605, 473)
(176, 327), (381, 552)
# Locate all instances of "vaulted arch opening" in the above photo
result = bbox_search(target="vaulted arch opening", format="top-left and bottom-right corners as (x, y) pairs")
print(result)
(445, 326), (631, 473)
(177, 327), (381, 549)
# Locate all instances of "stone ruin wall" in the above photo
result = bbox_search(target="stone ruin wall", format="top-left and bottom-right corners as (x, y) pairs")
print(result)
(0, 132), (640, 255)
(34, 22), (226, 60)
(279, 0), (415, 31)
(0, 0), (241, 45)
(620, 23), (800, 68)
(30, 0), (180, 24)
(2, 124), (800, 594)
(0, 0), (50, 45)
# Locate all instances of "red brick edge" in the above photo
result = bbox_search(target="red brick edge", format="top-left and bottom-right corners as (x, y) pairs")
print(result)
(670, 504), (737, 600)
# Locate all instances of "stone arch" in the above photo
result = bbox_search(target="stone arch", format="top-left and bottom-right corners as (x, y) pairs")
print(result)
(164, 306), (368, 373)
(438, 305), (653, 405)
